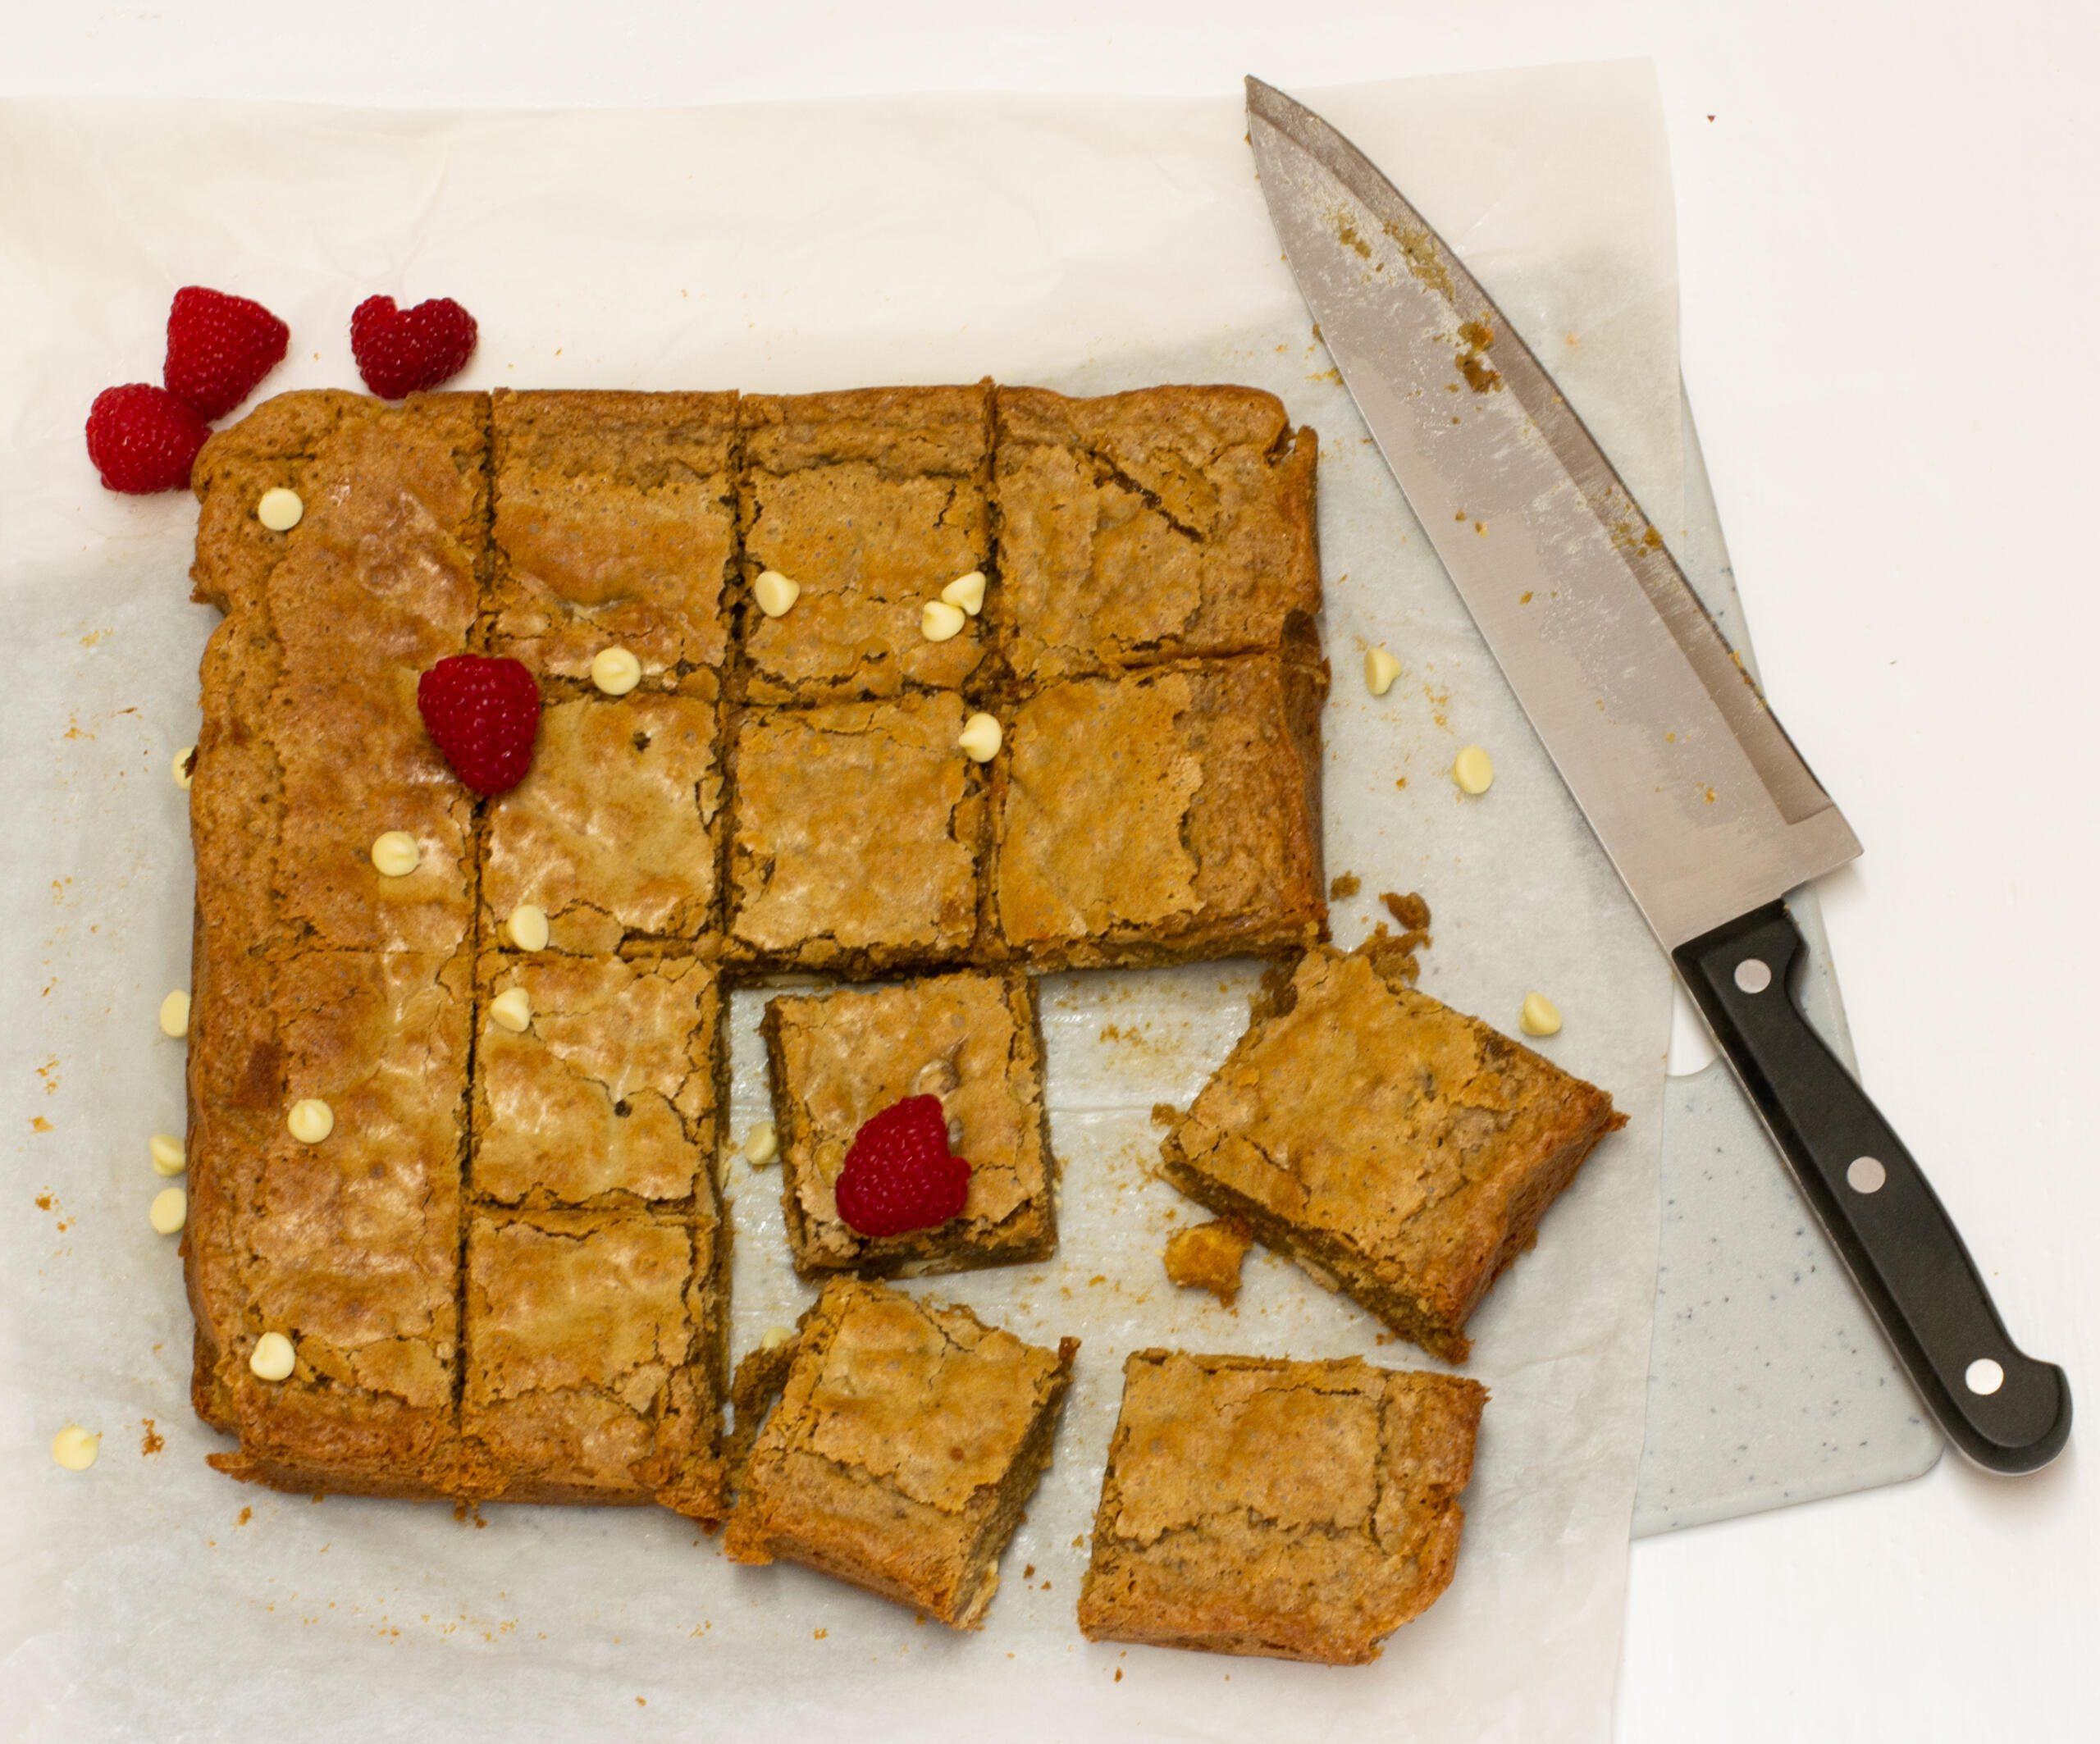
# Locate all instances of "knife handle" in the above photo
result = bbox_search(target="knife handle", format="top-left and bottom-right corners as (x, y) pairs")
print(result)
(1674, 901), (2071, 1474)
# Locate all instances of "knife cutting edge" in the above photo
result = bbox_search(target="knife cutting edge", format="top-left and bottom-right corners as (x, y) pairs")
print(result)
(1244, 74), (2070, 1473)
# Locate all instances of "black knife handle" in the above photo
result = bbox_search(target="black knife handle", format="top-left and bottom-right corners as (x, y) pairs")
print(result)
(1675, 901), (2070, 1474)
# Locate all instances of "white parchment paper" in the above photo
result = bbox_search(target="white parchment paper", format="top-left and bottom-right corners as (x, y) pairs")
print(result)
(0, 65), (1678, 1742)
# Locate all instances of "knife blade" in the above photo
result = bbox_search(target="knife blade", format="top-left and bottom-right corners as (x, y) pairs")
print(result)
(1247, 75), (2069, 1473)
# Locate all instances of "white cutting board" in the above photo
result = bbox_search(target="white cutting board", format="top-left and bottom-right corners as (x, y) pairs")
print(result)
(1633, 396), (1941, 1534)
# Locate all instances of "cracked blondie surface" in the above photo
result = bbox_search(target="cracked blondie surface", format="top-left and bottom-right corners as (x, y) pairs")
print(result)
(738, 386), (992, 703)
(1076, 1349), (1486, 1664)
(994, 385), (1320, 685)
(725, 1280), (1077, 1628)
(1161, 943), (1624, 1361)
(762, 970), (1053, 1276)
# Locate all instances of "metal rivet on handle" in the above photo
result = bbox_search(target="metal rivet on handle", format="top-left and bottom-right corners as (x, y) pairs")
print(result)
(1733, 957), (1773, 994)
(1965, 1358), (2005, 1397)
(1847, 1156), (1887, 1194)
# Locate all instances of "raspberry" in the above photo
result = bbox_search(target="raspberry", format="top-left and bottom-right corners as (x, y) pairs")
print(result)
(84, 384), (211, 495)
(349, 295), (478, 399)
(833, 1095), (971, 1239)
(416, 655), (541, 796)
(162, 285), (290, 420)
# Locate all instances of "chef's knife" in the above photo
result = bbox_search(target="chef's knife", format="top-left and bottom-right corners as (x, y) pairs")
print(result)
(1246, 75), (2069, 1473)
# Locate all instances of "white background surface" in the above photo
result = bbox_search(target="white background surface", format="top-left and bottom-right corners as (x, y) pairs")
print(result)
(5, 2), (2095, 1739)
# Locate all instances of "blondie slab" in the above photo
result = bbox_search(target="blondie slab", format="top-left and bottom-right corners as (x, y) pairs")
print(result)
(993, 385), (1320, 684)
(737, 386), (992, 701)
(199, 950), (470, 1497)
(725, 1280), (1076, 1628)
(1160, 945), (1625, 1361)
(458, 1207), (727, 1511)
(761, 970), (1054, 1276)
(481, 680), (725, 954)
(489, 389), (738, 689)
(1076, 1350), (1486, 1664)
(989, 653), (1326, 968)
(726, 692), (986, 974)
(473, 953), (724, 1208)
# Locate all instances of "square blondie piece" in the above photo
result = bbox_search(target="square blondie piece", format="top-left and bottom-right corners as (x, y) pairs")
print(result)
(202, 950), (470, 1496)
(726, 692), (986, 974)
(1076, 1350), (1486, 1664)
(993, 386), (1320, 685)
(189, 390), (486, 961)
(473, 953), (724, 1208)
(737, 386), (992, 701)
(482, 679), (726, 954)
(459, 1207), (727, 1512)
(725, 1280), (1077, 1628)
(489, 389), (738, 689)
(990, 653), (1326, 967)
(761, 970), (1054, 1276)
(1161, 945), (1625, 1361)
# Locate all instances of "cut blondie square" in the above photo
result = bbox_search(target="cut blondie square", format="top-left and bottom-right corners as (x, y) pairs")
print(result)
(459, 1206), (728, 1513)
(725, 691), (986, 975)
(738, 386), (993, 702)
(489, 389), (738, 689)
(481, 677), (725, 955)
(1160, 944), (1626, 1362)
(761, 970), (1054, 1276)
(472, 952), (724, 1208)
(724, 1280), (1077, 1628)
(1076, 1350), (1486, 1664)
(989, 653), (1326, 968)
(993, 385), (1320, 685)
(200, 950), (469, 1497)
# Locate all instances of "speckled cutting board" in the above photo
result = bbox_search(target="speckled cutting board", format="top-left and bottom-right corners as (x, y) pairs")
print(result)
(1633, 395), (1942, 1535)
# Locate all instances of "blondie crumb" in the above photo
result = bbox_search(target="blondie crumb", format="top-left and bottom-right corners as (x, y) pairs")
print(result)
(1162, 1220), (1253, 1307)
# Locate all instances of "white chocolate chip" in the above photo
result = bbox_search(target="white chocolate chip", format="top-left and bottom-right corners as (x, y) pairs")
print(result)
(489, 987), (532, 1034)
(1364, 646), (1401, 697)
(742, 1121), (779, 1167)
(1519, 992), (1563, 1038)
(51, 1424), (101, 1471)
(591, 646), (641, 696)
(158, 990), (190, 1039)
(760, 1326), (794, 1351)
(947, 1115), (965, 1150)
(920, 599), (967, 643)
(286, 1098), (334, 1144)
(957, 711), (1002, 763)
(912, 1057), (960, 1098)
(1452, 744), (1495, 796)
(505, 904), (550, 952)
(370, 830), (420, 878)
(149, 1132), (186, 1176)
(941, 570), (987, 616)
(148, 1185), (187, 1235)
(249, 1331), (296, 1382)
(171, 744), (196, 789)
(256, 486), (304, 532)
(753, 570), (801, 619)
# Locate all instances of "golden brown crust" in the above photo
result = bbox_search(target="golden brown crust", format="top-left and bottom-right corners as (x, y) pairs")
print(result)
(472, 953), (722, 1208)
(762, 970), (1054, 1276)
(1076, 1350), (1486, 1664)
(724, 1281), (1076, 1628)
(993, 385), (1320, 684)
(738, 385), (992, 702)
(726, 692), (986, 973)
(490, 389), (737, 687)
(1162, 1219), (1253, 1307)
(1160, 945), (1626, 1361)
(989, 654), (1326, 967)
(481, 682), (726, 954)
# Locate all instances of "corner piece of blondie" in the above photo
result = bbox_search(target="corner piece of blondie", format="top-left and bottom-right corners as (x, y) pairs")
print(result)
(1159, 943), (1625, 1361)
(724, 1279), (1076, 1628)
(1076, 1349), (1486, 1664)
